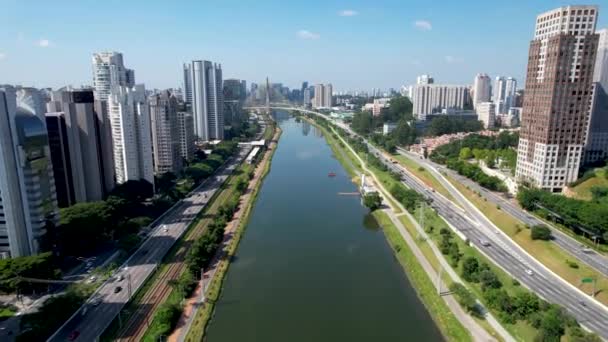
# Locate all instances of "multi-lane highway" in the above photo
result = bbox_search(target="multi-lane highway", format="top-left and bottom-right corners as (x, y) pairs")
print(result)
(47, 147), (251, 342)
(397, 148), (608, 278)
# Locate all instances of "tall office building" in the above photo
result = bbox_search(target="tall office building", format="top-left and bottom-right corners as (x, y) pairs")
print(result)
(516, 5), (599, 192)
(412, 84), (470, 120)
(0, 86), (59, 257)
(585, 29), (608, 164)
(223, 79), (245, 103)
(312, 83), (333, 108)
(92, 52), (135, 101)
(177, 111), (196, 161)
(108, 85), (154, 185)
(182, 63), (193, 108)
(93, 100), (116, 193)
(473, 73), (491, 109)
(45, 90), (105, 207)
(149, 91), (182, 174)
(184, 60), (224, 141)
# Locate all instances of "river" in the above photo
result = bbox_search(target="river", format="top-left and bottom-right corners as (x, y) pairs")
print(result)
(205, 112), (442, 341)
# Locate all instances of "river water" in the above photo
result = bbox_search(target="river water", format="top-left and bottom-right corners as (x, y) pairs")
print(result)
(205, 112), (442, 341)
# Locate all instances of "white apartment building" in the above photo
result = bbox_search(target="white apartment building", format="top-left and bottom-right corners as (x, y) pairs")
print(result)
(413, 84), (470, 120)
(473, 73), (491, 109)
(184, 60), (224, 141)
(516, 5), (599, 192)
(313, 83), (333, 108)
(92, 52), (135, 101)
(149, 91), (183, 174)
(476, 102), (496, 129)
(0, 86), (59, 257)
(108, 85), (154, 185)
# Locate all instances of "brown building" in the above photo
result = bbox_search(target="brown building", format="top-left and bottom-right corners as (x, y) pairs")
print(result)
(516, 5), (599, 192)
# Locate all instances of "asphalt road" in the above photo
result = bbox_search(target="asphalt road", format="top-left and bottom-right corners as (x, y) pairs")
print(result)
(47, 147), (251, 342)
(397, 148), (608, 279)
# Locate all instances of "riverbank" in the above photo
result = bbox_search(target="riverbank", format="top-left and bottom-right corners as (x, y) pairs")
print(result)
(301, 115), (481, 342)
(178, 125), (282, 342)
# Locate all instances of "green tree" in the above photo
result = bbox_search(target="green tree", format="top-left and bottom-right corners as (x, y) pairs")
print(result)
(459, 147), (473, 160)
(531, 225), (552, 241)
(363, 192), (383, 211)
(461, 257), (480, 282)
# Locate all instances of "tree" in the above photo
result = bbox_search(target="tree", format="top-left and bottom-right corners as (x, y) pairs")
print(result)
(459, 147), (472, 160)
(58, 201), (111, 255)
(478, 269), (502, 290)
(155, 172), (177, 197)
(386, 96), (413, 122)
(485, 151), (497, 168)
(363, 192), (383, 211)
(461, 256), (480, 282)
(531, 225), (552, 241)
(590, 186), (608, 201)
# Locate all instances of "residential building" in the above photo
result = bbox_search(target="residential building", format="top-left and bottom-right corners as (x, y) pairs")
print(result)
(473, 73), (491, 109)
(92, 52), (135, 101)
(45, 90), (105, 206)
(363, 98), (391, 116)
(93, 100), (116, 193)
(0, 86), (59, 257)
(108, 85), (154, 185)
(185, 60), (224, 141)
(303, 87), (312, 107)
(149, 91), (182, 174)
(416, 74), (434, 85)
(182, 63), (193, 109)
(177, 111), (196, 161)
(516, 5), (599, 192)
(585, 28), (608, 164)
(312, 83), (333, 108)
(476, 102), (496, 129)
(497, 107), (521, 128)
(412, 84), (470, 120)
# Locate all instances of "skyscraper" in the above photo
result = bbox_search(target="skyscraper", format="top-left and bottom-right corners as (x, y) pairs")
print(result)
(108, 85), (154, 185)
(182, 63), (193, 108)
(0, 86), (59, 257)
(92, 52), (135, 101)
(149, 91), (183, 174)
(585, 29), (608, 164)
(185, 60), (224, 141)
(516, 5), (599, 192)
(177, 111), (196, 161)
(473, 73), (491, 109)
(312, 84), (333, 108)
(45, 90), (105, 206)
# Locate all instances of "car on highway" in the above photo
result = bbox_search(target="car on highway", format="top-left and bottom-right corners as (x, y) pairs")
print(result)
(480, 239), (491, 247)
(114, 286), (122, 293)
(117, 274), (124, 281)
(68, 330), (80, 341)
(525, 269), (534, 276)
(87, 276), (97, 284)
(92, 298), (102, 307)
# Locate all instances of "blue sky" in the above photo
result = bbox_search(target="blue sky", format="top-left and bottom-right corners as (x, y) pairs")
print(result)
(0, 0), (606, 91)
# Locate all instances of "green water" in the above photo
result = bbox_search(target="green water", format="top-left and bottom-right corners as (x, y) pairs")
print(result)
(205, 113), (443, 341)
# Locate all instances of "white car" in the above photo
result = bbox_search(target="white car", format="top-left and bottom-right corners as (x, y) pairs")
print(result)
(86, 276), (97, 284)
(525, 269), (534, 276)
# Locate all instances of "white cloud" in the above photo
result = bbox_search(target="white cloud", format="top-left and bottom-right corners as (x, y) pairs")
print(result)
(338, 9), (358, 17)
(444, 55), (461, 64)
(296, 30), (320, 40)
(0, 53), (6, 60)
(413, 20), (432, 31)
(37, 39), (51, 47)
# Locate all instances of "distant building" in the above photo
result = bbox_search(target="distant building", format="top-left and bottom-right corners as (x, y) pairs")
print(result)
(108, 85), (154, 185)
(177, 111), (196, 161)
(92, 52), (135, 101)
(473, 73), (491, 109)
(413, 84), (470, 120)
(497, 107), (521, 128)
(516, 5), (599, 192)
(476, 102), (496, 129)
(149, 91), (183, 174)
(383, 122), (398, 135)
(312, 83), (333, 108)
(416, 74), (434, 85)
(364, 98), (391, 116)
(184, 60), (224, 141)
(0, 86), (59, 257)
(585, 28), (608, 164)
(493, 76), (517, 115)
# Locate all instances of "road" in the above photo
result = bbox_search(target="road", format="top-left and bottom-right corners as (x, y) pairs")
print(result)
(396, 148), (608, 279)
(47, 146), (251, 342)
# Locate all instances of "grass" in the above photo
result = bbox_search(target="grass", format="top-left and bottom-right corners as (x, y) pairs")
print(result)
(373, 211), (473, 342)
(393, 154), (457, 203)
(0, 304), (17, 321)
(184, 128), (281, 341)
(568, 168), (608, 200)
(446, 175), (608, 306)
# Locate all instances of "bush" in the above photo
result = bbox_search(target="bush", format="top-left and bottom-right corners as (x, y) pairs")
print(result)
(566, 260), (579, 269)
(363, 192), (383, 211)
(449, 283), (483, 318)
(531, 225), (552, 241)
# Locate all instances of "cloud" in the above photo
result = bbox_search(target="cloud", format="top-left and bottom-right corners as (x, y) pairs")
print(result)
(37, 39), (51, 47)
(296, 30), (320, 40)
(0, 53), (5, 60)
(413, 20), (432, 31)
(338, 9), (358, 17)
(444, 55), (462, 64)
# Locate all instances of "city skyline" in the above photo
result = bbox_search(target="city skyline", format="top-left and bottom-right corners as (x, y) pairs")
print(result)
(1, 1), (607, 91)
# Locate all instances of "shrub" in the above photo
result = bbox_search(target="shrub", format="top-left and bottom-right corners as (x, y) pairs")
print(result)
(531, 225), (552, 241)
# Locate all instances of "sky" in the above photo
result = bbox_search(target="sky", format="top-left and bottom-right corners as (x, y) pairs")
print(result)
(0, 0), (606, 92)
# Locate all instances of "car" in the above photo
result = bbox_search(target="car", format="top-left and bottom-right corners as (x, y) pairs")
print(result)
(87, 276), (97, 284)
(480, 240), (491, 247)
(114, 286), (122, 294)
(117, 274), (125, 282)
(68, 330), (80, 341)
(92, 298), (102, 307)
(525, 269), (534, 276)
(579, 300), (587, 307)
(164, 227), (169, 232)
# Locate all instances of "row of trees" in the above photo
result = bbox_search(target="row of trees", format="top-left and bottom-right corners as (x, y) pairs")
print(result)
(518, 188), (608, 242)
(430, 131), (519, 164)
(459, 147), (517, 174)
(446, 159), (508, 192)
(426, 116), (483, 137)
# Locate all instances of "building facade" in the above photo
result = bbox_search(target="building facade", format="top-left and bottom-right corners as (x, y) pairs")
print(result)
(108, 85), (154, 185)
(149, 91), (182, 174)
(92, 52), (135, 101)
(177, 111), (196, 161)
(413, 84), (470, 120)
(476, 102), (496, 129)
(473, 73), (491, 109)
(516, 5), (599, 192)
(585, 28), (608, 164)
(312, 83), (333, 108)
(0, 86), (59, 257)
(185, 60), (224, 141)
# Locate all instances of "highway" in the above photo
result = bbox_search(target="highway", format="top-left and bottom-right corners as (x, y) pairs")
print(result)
(47, 146), (251, 342)
(396, 148), (608, 279)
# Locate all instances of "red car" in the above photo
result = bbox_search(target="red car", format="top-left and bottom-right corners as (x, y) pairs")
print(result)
(68, 331), (80, 341)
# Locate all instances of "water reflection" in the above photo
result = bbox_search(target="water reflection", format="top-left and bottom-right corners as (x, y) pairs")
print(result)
(363, 213), (381, 231)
